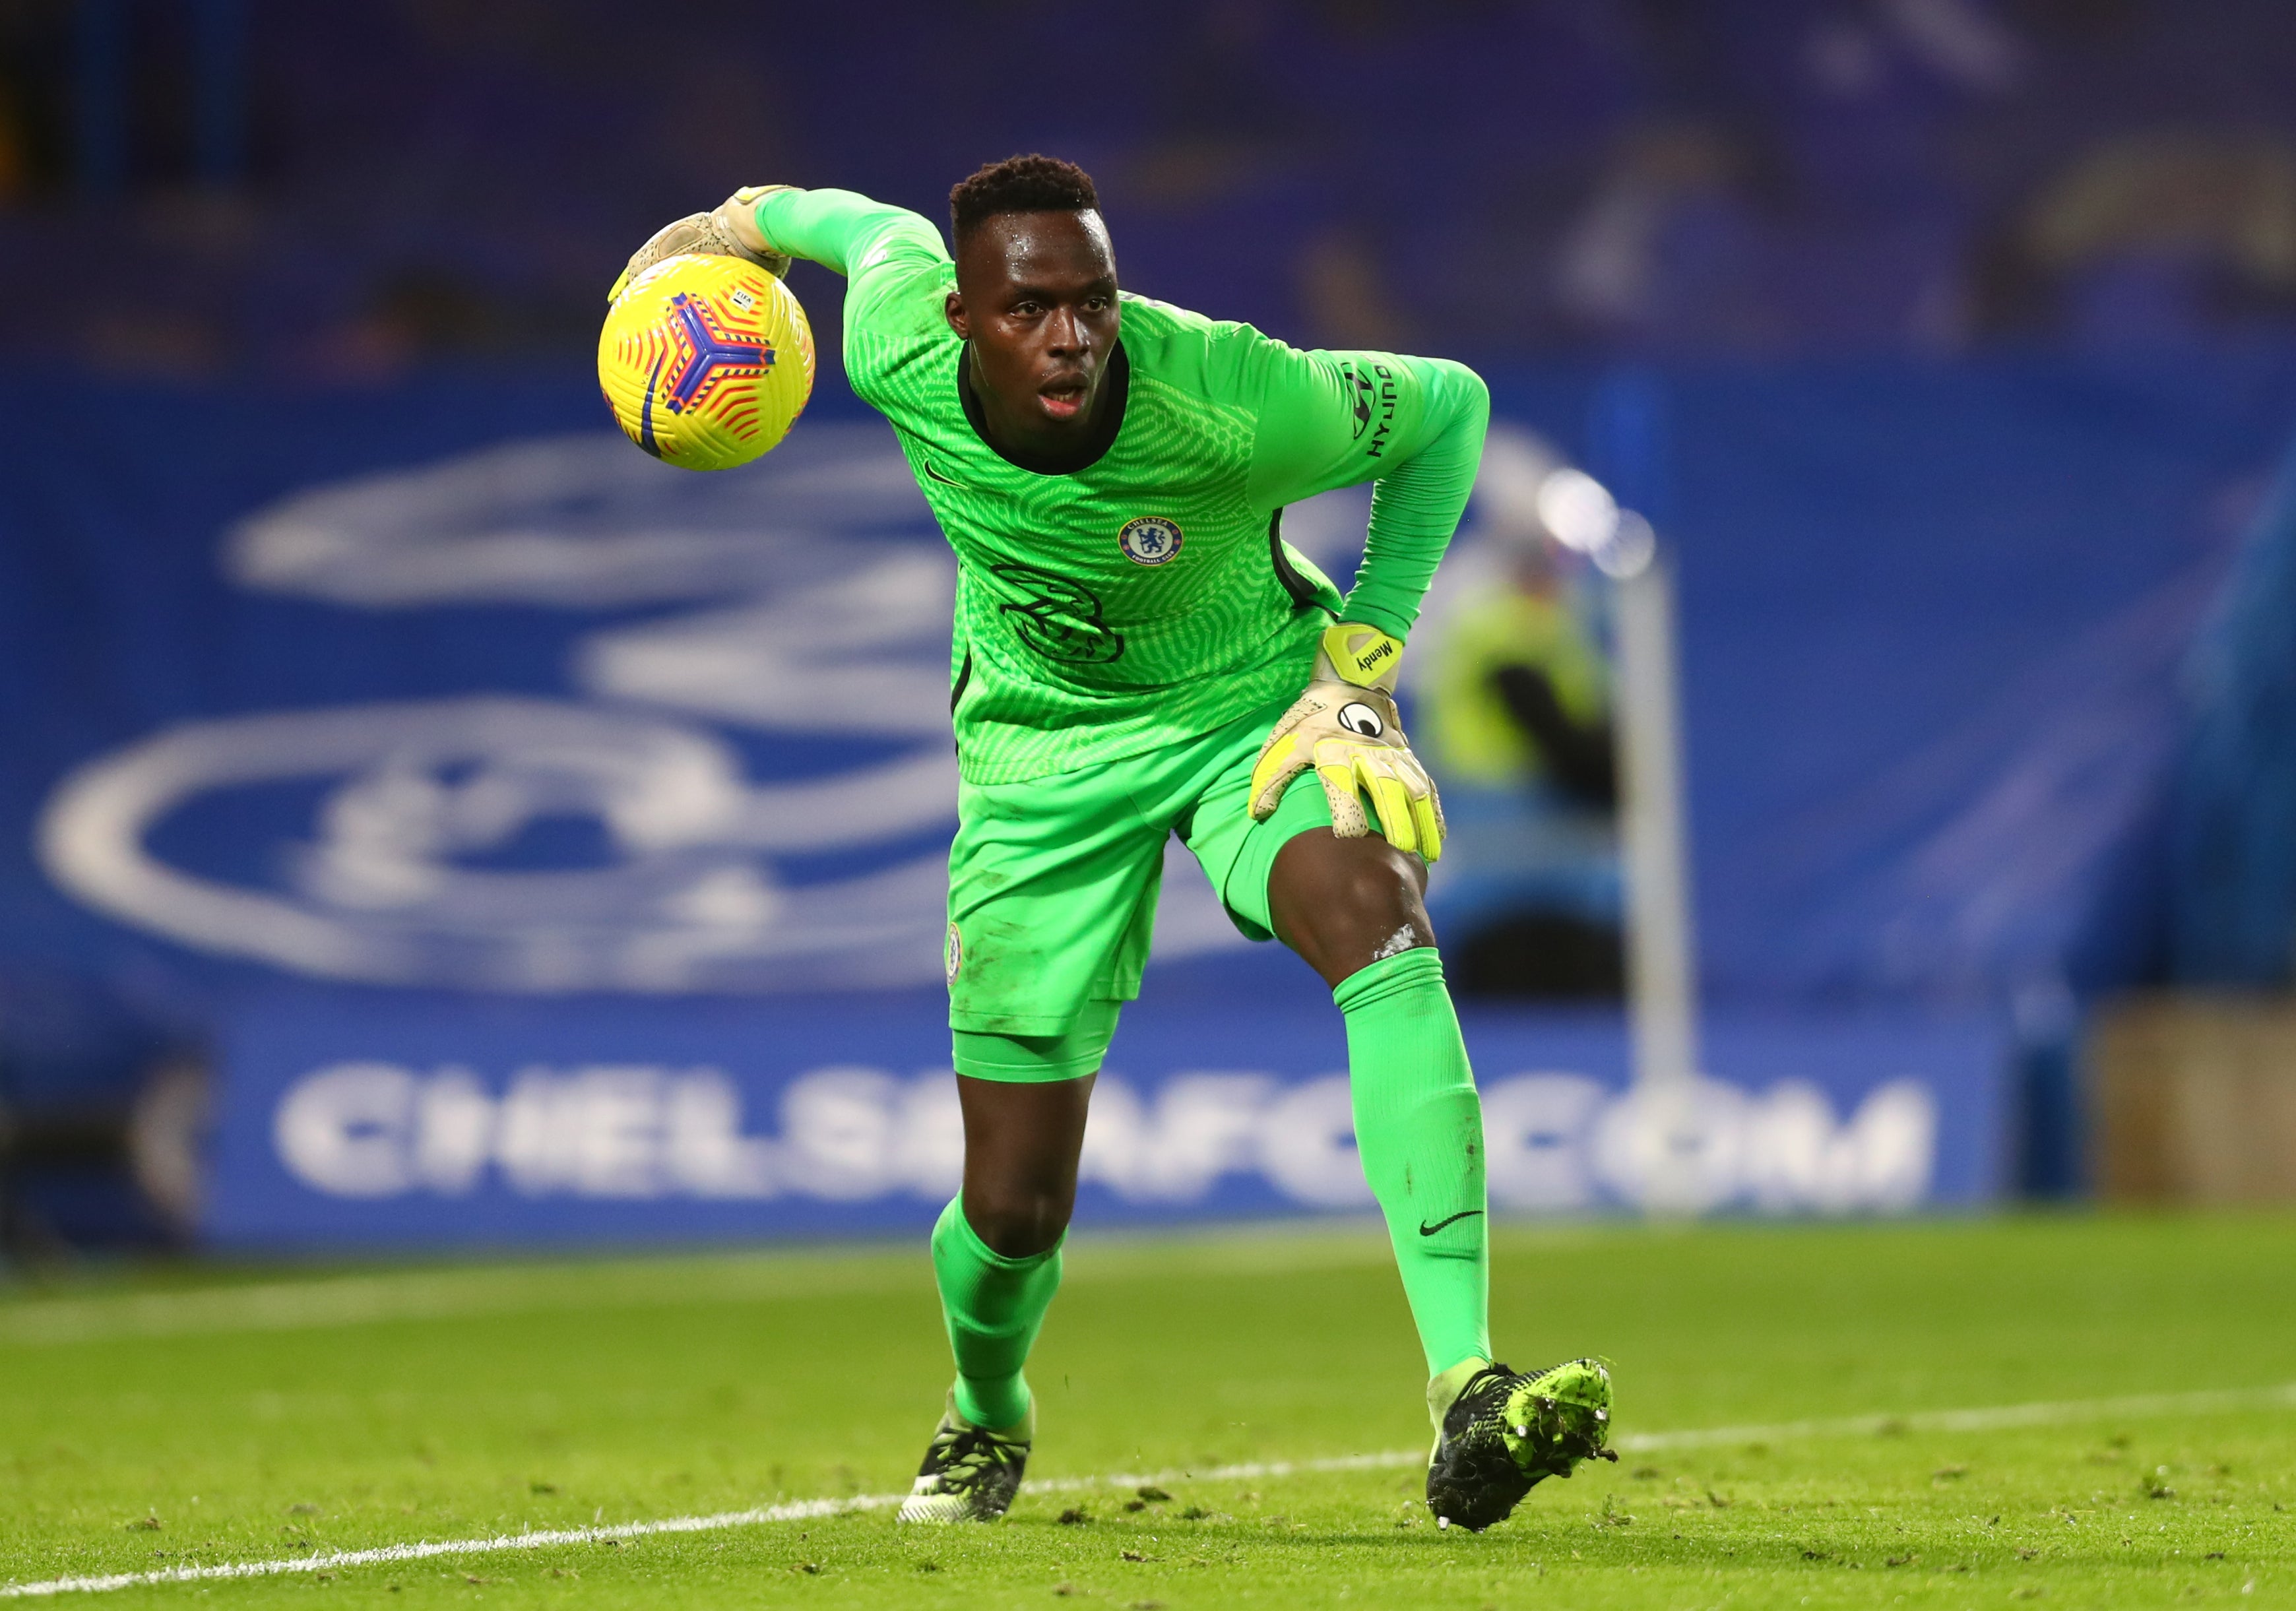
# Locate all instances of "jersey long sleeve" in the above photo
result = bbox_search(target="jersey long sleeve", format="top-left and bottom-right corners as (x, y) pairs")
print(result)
(1246, 348), (1490, 643)
(751, 186), (945, 274)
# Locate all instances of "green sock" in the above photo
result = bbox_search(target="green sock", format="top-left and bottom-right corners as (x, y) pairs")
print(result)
(930, 1194), (1063, 1430)
(1335, 947), (1493, 1382)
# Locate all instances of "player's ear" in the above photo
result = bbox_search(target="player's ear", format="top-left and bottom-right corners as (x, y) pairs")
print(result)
(943, 289), (970, 340)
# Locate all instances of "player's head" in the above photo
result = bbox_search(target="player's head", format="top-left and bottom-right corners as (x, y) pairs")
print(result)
(943, 154), (1119, 455)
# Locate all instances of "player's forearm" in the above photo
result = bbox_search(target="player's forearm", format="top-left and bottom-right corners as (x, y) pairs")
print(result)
(752, 187), (931, 277)
(1342, 357), (1490, 641)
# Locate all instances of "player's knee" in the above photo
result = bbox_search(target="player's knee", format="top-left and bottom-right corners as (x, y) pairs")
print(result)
(1329, 868), (1436, 978)
(1273, 833), (1434, 985)
(964, 1184), (1073, 1259)
(1335, 846), (1430, 934)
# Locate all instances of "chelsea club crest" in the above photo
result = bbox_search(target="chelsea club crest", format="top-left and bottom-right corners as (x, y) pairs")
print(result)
(1117, 515), (1184, 566)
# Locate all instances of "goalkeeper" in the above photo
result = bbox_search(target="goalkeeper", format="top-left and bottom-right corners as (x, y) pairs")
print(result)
(614, 155), (1611, 1533)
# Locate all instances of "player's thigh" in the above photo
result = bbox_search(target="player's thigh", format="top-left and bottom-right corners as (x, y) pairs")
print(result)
(1176, 699), (1382, 938)
(946, 769), (1166, 1036)
(1174, 700), (1318, 943)
(1179, 703), (1430, 976)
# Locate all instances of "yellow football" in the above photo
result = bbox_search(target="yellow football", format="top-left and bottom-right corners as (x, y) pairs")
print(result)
(598, 253), (815, 470)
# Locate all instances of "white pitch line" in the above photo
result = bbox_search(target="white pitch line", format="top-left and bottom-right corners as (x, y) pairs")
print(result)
(0, 1453), (1413, 1601)
(0, 1499), (889, 1600)
(7, 1381), (2291, 1599)
(1612, 1381), (2296, 1453)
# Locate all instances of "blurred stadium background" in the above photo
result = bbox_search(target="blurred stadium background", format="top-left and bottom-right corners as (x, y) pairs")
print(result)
(4, 0), (2296, 1256)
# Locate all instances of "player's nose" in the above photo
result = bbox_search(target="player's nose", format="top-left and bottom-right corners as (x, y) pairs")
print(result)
(1044, 306), (1087, 355)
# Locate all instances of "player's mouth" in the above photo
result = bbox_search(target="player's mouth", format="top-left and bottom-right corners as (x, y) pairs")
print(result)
(1037, 372), (1093, 420)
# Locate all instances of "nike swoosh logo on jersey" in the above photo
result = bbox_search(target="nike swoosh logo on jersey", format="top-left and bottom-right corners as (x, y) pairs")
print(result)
(922, 460), (962, 486)
(1417, 1209), (1484, 1236)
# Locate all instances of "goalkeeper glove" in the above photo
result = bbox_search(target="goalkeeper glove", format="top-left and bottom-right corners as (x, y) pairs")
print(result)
(608, 185), (794, 302)
(1248, 621), (1446, 861)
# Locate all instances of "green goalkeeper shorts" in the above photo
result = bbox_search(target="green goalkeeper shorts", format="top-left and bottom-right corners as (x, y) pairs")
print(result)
(944, 693), (1351, 1057)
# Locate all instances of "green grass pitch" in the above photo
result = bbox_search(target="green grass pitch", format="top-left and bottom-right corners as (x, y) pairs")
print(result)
(4, 1215), (2293, 1607)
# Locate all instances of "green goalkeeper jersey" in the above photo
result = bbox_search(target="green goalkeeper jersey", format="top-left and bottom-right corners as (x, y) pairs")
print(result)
(753, 187), (1490, 786)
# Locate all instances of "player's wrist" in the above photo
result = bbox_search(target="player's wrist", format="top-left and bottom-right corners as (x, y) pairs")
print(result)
(1316, 621), (1405, 693)
(714, 185), (795, 262)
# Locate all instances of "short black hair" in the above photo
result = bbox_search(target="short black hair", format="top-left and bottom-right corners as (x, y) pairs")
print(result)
(949, 154), (1100, 244)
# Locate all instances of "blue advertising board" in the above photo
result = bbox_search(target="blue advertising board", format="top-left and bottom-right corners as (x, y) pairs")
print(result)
(11, 360), (2277, 1245)
(206, 987), (2006, 1249)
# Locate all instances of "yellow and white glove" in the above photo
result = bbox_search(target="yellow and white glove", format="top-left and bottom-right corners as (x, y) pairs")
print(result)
(608, 185), (793, 302)
(1248, 622), (1446, 860)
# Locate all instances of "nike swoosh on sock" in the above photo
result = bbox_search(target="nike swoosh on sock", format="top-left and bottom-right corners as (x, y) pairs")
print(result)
(1417, 1209), (1485, 1236)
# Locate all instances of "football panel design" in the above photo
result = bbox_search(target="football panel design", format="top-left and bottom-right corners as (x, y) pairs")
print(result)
(597, 255), (816, 470)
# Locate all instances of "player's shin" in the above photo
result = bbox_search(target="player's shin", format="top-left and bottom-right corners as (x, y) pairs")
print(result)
(930, 1195), (1064, 1431)
(1335, 947), (1493, 1398)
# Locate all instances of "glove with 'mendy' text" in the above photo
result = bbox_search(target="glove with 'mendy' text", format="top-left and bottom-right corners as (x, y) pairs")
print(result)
(1248, 621), (1446, 861)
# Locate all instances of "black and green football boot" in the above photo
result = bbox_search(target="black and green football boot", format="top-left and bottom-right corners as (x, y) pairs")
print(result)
(894, 1392), (1033, 1525)
(1426, 1357), (1615, 1532)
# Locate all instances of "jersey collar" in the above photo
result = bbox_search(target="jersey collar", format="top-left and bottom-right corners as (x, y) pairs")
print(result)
(957, 338), (1130, 476)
